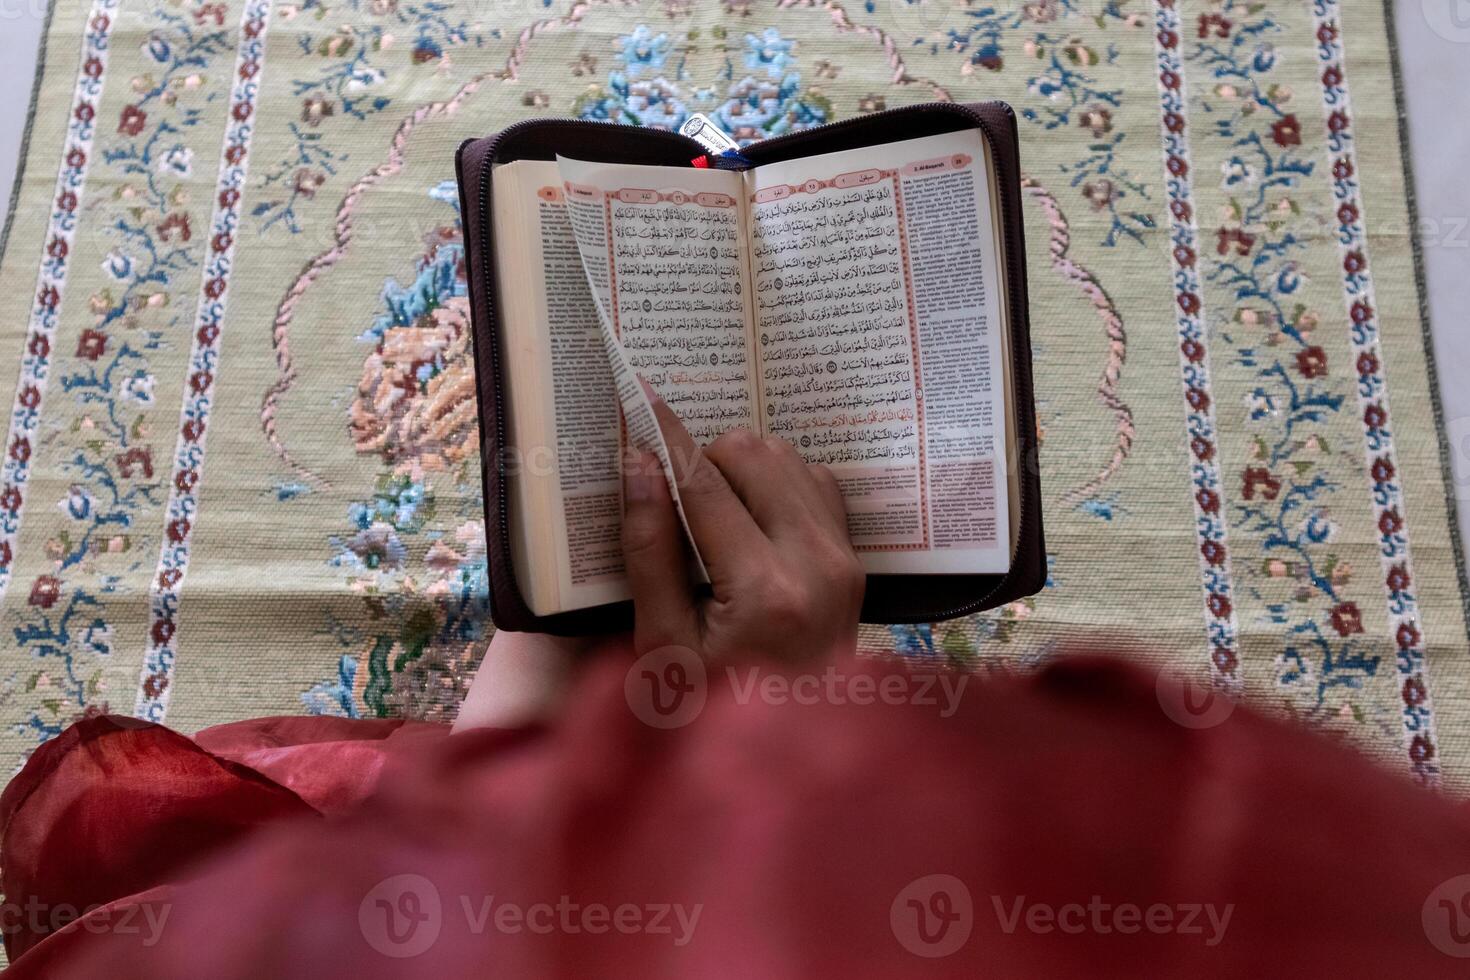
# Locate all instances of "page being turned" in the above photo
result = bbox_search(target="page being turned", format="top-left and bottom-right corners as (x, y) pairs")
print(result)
(556, 156), (756, 578)
(747, 129), (1011, 574)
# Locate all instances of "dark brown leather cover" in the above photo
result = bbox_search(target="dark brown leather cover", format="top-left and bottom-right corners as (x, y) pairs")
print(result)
(456, 102), (1045, 634)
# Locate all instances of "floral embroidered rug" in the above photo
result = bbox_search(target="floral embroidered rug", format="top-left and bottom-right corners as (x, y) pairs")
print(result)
(1, 0), (1465, 790)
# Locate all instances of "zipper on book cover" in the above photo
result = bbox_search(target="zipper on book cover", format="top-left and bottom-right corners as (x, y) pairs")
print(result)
(471, 134), (514, 618)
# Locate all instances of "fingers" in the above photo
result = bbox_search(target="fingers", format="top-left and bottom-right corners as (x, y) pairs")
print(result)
(621, 449), (698, 650)
(703, 432), (815, 536)
(807, 462), (850, 537)
(705, 432), (851, 545)
(641, 381), (773, 585)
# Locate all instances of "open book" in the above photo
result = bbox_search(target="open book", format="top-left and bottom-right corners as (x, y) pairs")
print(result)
(487, 127), (1020, 618)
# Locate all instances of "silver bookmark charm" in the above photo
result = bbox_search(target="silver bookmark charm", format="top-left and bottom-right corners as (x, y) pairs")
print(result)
(679, 113), (740, 155)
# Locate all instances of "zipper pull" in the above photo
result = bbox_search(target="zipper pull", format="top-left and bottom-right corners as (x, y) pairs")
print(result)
(679, 113), (740, 154)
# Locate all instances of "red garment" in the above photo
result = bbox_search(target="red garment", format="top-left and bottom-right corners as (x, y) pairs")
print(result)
(2, 648), (1468, 978)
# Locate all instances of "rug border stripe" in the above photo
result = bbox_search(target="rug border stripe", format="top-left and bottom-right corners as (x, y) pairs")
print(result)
(1151, 0), (1243, 687)
(0, 0), (123, 606)
(135, 0), (275, 722)
(1312, 0), (1440, 782)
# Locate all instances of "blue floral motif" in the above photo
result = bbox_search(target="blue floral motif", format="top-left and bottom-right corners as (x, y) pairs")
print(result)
(942, 3), (1152, 246)
(1077, 494), (1126, 523)
(576, 27), (828, 144)
(617, 24), (673, 78)
(14, 591), (112, 743)
(104, 11), (229, 213)
(743, 27), (797, 77)
(888, 624), (936, 658)
(301, 655), (361, 718)
(255, 2), (489, 233)
(364, 240), (466, 346)
(348, 475), (431, 533)
(1187, 1), (1374, 716)
(331, 522), (409, 573)
(910, 556), (1060, 669)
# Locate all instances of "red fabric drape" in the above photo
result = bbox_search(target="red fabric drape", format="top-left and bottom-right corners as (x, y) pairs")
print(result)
(3, 650), (1467, 977)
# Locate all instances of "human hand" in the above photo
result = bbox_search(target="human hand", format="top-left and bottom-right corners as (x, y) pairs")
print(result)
(620, 389), (865, 664)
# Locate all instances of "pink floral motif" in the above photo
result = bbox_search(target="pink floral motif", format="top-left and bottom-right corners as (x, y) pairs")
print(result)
(350, 298), (479, 477)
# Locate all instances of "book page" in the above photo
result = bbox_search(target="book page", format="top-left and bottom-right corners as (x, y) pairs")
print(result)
(747, 129), (1011, 574)
(492, 161), (625, 614)
(556, 156), (757, 584)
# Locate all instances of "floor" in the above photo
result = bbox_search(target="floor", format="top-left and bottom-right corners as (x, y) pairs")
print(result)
(1, 2), (1466, 569)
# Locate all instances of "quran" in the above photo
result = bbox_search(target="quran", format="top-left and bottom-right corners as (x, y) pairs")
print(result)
(457, 103), (1045, 633)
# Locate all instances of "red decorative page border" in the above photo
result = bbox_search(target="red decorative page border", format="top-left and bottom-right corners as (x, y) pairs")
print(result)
(885, 173), (930, 553)
(600, 194), (620, 340)
(752, 159), (980, 553)
(563, 183), (736, 210)
(749, 153), (972, 203)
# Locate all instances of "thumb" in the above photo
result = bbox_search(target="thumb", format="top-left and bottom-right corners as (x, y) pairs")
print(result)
(621, 449), (698, 652)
